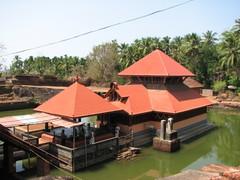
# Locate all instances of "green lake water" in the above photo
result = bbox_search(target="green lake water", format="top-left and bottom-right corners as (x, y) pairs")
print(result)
(0, 108), (239, 180)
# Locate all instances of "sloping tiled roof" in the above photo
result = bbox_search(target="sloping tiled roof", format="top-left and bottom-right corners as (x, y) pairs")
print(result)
(109, 84), (212, 115)
(148, 86), (212, 114)
(111, 84), (152, 115)
(183, 77), (204, 88)
(118, 49), (195, 77)
(35, 82), (120, 118)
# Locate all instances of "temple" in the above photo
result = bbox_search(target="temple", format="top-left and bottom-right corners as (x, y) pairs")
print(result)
(0, 49), (214, 173)
(104, 49), (213, 145)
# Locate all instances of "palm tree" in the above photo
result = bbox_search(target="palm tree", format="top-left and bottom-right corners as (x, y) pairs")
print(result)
(170, 36), (184, 63)
(202, 31), (217, 45)
(182, 33), (201, 73)
(10, 56), (24, 75)
(161, 36), (171, 55)
(220, 31), (240, 76)
(233, 18), (240, 34)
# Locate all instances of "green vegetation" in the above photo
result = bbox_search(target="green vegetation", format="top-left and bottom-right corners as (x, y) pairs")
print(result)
(9, 55), (86, 79)
(86, 41), (120, 83)
(4, 18), (240, 88)
(213, 81), (226, 93)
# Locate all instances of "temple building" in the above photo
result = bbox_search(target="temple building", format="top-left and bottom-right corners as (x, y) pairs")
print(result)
(105, 49), (213, 145)
(0, 49), (214, 173)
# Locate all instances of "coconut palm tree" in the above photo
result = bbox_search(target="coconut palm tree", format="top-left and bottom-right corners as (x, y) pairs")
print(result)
(219, 31), (240, 76)
(202, 31), (217, 45)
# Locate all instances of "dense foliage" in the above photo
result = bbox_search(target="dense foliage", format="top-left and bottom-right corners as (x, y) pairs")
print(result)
(6, 18), (240, 89)
(9, 55), (86, 79)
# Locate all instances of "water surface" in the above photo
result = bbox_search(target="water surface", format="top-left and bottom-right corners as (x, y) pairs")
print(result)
(0, 108), (239, 180)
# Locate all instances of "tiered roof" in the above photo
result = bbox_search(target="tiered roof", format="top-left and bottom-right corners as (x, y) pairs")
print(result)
(148, 86), (211, 114)
(110, 50), (212, 115)
(111, 84), (212, 115)
(111, 84), (152, 115)
(35, 82), (120, 118)
(118, 49), (194, 77)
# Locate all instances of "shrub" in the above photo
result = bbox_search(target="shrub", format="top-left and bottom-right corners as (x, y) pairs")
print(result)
(213, 81), (226, 93)
(237, 87), (240, 95)
(227, 76), (240, 87)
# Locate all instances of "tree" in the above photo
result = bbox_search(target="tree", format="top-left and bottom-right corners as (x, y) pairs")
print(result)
(23, 56), (35, 74)
(200, 31), (218, 87)
(118, 37), (162, 70)
(233, 18), (240, 35)
(10, 56), (24, 75)
(181, 33), (201, 72)
(86, 41), (120, 83)
(161, 36), (171, 55)
(219, 31), (240, 76)
(170, 36), (184, 62)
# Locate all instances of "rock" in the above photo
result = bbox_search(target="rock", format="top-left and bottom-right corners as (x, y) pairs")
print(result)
(201, 164), (240, 180)
(220, 93), (228, 99)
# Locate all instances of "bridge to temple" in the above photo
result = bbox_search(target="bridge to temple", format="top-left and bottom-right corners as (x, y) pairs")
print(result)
(0, 124), (68, 177)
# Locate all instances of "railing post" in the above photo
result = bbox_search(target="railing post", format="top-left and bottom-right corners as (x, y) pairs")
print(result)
(3, 142), (15, 175)
(72, 148), (75, 172)
(84, 134), (87, 168)
(27, 124), (31, 169)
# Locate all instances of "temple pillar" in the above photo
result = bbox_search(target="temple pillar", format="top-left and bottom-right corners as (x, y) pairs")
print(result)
(153, 119), (180, 152)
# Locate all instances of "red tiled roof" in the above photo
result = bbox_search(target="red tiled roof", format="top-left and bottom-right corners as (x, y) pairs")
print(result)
(148, 87), (212, 114)
(111, 85), (152, 115)
(109, 84), (212, 115)
(118, 49), (194, 77)
(35, 82), (120, 118)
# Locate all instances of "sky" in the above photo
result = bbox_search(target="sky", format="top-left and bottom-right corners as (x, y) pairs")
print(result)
(0, 0), (240, 67)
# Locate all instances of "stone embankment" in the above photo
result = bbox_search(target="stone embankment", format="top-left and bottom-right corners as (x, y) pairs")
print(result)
(0, 85), (37, 110)
(0, 85), (64, 111)
(208, 96), (240, 110)
(12, 85), (63, 104)
(159, 164), (240, 180)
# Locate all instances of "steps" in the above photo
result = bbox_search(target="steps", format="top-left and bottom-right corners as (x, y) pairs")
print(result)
(177, 120), (215, 142)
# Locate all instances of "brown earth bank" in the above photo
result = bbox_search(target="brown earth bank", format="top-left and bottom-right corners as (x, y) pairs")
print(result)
(159, 164), (240, 180)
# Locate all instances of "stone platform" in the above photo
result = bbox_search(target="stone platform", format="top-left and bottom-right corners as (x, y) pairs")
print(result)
(153, 137), (180, 152)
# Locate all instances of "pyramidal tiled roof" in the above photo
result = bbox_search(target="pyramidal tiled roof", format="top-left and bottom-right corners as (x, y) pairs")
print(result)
(118, 49), (195, 77)
(35, 82), (120, 118)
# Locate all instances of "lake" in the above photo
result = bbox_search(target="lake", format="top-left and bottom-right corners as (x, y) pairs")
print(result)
(0, 108), (239, 180)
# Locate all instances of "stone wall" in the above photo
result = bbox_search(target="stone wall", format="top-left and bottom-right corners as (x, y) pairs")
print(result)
(12, 85), (63, 104)
(173, 113), (207, 130)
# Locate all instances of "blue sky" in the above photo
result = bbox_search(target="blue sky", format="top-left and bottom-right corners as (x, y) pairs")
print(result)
(0, 0), (239, 66)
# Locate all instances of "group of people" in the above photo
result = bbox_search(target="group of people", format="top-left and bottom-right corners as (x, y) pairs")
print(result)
(58, 121), (121, 146)
(59, 123), (92, 146)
